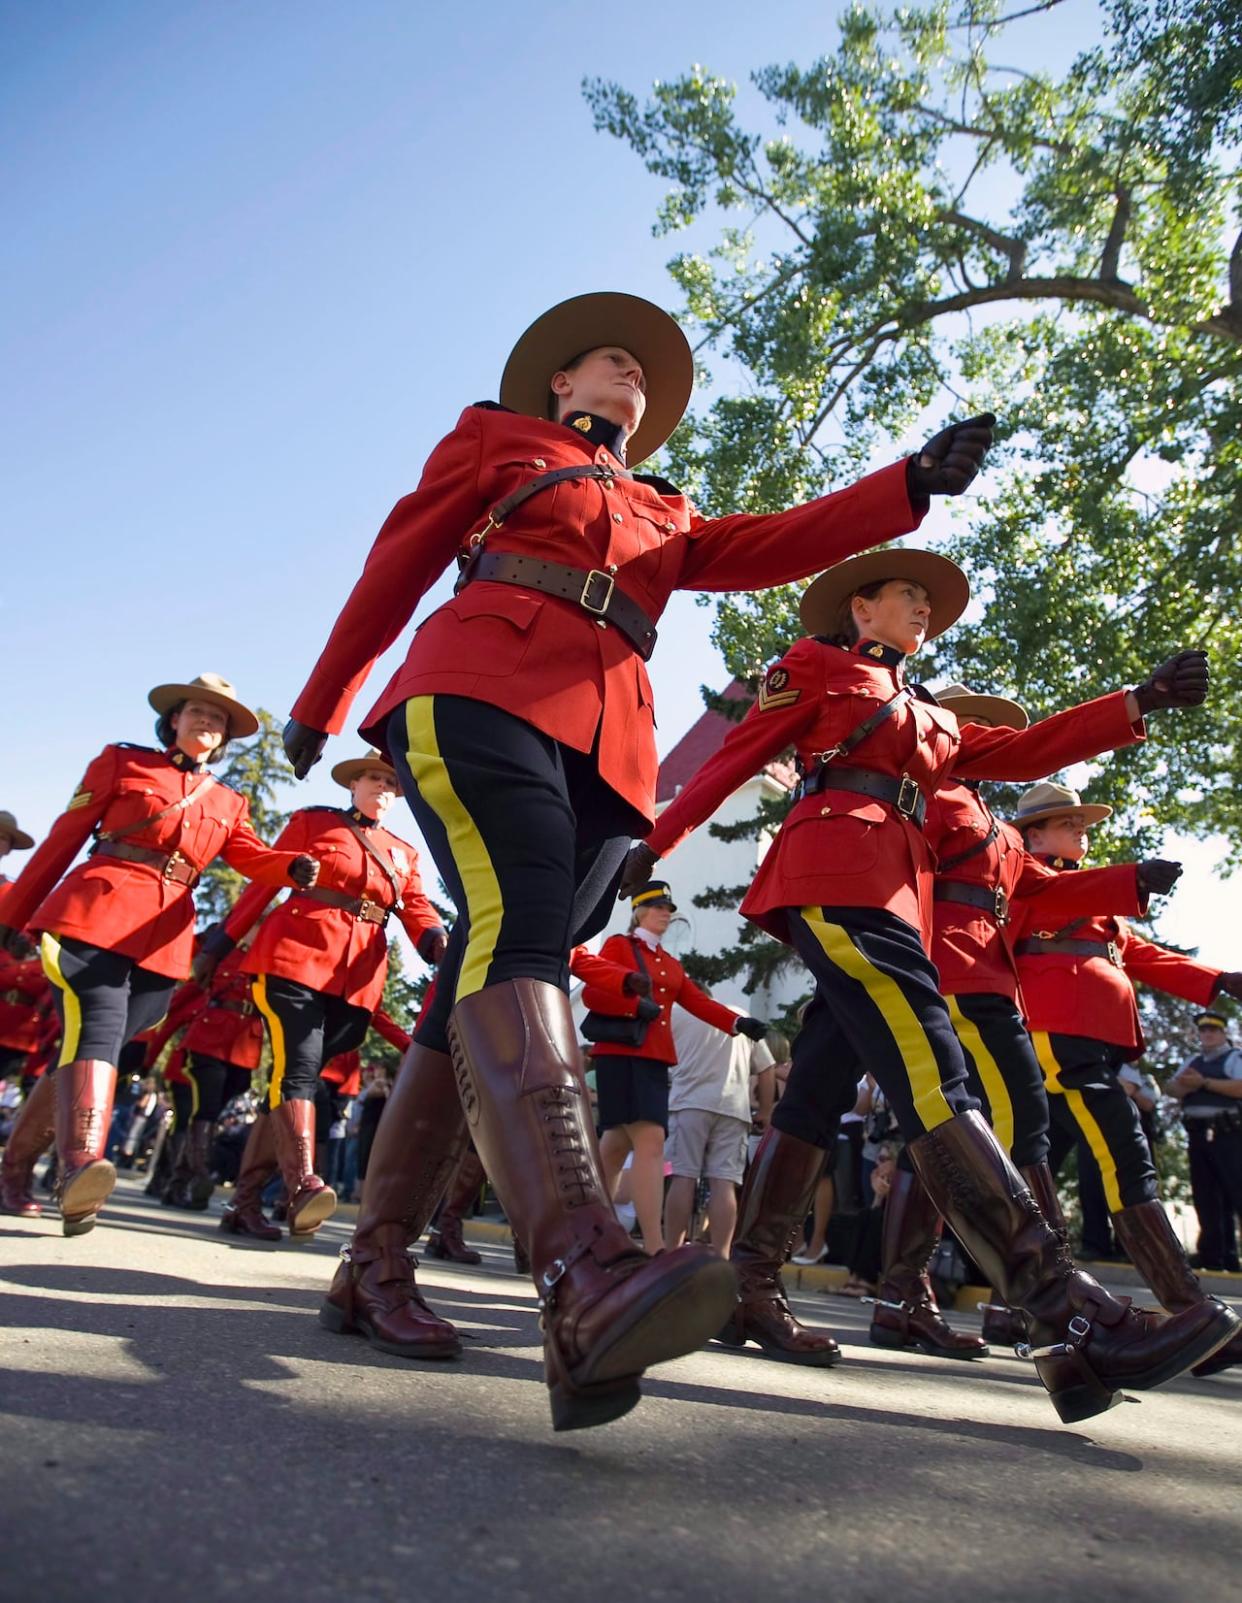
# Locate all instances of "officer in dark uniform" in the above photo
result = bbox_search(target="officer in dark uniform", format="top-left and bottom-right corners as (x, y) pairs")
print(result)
(1167, 1012), (1242, 1272)
(282, 289), (996, 1432)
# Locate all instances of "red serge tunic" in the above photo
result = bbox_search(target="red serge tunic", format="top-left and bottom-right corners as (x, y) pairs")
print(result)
(581, 933), (739, 1064)
(0, 953), (52, 1054)
(288, 405), (927, 825)
(927, 781), (1144, 1003)
(181, 949), (265, 1071)
(0, 746), (302, 980)
(644, 639), (1145, 946)
(222, 807), (444, 1013)
(1010, 886), (1222, 1058)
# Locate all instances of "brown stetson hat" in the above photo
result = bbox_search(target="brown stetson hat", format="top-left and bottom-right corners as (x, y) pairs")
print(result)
(499, 291), (693, 466)
(1012, 782), (1112, 829)
(936, 682), (1029, 731)
(0, 810), (34, 850)
(147, 673), (259, 739)
(799, 547), (970, 642)
(331, 750), (399, 789)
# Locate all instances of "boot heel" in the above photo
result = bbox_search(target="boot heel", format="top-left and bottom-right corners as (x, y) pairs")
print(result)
(548, 1371), (642, 1433)
(868, 1326), (909, 1352)
(1037, 1351), (1121, 1424)
(63, 1211), (100, 1238)
(425, 1237), (446, 1259)
(318, 1299), (355, 1335)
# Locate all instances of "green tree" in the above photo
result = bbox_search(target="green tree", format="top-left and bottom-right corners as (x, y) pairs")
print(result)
(587, 0), (1242, 865)
(195, 710), (296, 925)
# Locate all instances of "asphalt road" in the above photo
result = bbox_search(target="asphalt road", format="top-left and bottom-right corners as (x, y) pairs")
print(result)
(2, 1176), (1239, 1603)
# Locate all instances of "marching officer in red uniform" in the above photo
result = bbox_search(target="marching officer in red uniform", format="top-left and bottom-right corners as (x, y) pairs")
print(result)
(0, 674), (317, 1235)
(581, 881), (766, 1255)
(139, 977), (211, 1204)
(282, 288), (996, 1431)
(198, 751), (446, 1240)
(901, 686), (1181, 1352)
(1011, 782), (1242, 1376)
(624, 547), (1237, 1420)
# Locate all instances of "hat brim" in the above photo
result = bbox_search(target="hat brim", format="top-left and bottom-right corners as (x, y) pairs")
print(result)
(799, 548), (970, 642)
(147, 682), (259, 739)
(1013, 802), (1113, 829)
(0, 826), (34, 850)
(937, 692), (1029, 731)
(331, 756), (399, 789)
(500, 292), (693, 466)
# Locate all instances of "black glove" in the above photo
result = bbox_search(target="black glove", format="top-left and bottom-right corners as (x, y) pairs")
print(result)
(907, 413), (996, 497)
(1132, 650), (1210, 714)
(735, 1016), (769, 1041)
(1216, 972), (1242, 1001)
(636, 998), (662, 1023)
(417, 927), (449, 966)
(288, 855), (319, 888)
(191, 922), (236, 986)
(1136, 859), (1183, 898)
(618, 842), (659, 900)
(283, 718), (328, 780)
(0, 923), (35, 959)
(623, 970), (653, 998)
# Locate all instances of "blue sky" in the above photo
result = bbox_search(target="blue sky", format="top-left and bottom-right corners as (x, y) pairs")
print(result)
(2, 0), (1232, 980)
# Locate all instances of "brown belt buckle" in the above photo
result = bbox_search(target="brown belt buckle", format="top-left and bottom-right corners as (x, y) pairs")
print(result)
(994, 887), (1010, 925)
(895, 774), (920, 818)
(358, 899), (386, 926)
(579, 569), (616, 617)
(162, 849), (184, 881)
(1107, 940), (1122, 966)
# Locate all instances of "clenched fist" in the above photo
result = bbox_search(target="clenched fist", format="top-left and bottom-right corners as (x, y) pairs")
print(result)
(908, 414), (996, 497)
(288, 855), (320, 888)
(618, 842), (660, 900)
(283, 719), (328, 780)
(1133, 651), (1210, 714)
(1136, 859), (1183, 898)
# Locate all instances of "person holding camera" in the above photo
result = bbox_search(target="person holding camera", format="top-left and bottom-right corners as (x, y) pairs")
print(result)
(581, 882), (767, 1255)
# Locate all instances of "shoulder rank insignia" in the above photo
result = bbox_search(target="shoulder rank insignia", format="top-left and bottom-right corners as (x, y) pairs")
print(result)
(66, 788), (93, 811)
(758, 664), (801, 713)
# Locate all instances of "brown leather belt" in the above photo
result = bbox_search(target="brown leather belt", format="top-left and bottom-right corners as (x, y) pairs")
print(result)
(90, 840), (199, 887)
(1015, 936), (1123, 965)
(298, 886), (390, 926)
(210, 998), (257, 1016)
(795, 764), (927, 828)
(934, 880), (1010, 925)
(458, 551), (658, 661)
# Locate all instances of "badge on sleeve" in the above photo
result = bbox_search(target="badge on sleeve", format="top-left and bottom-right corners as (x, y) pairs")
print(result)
(758, 664), (801, 713)
(66, 786), (94, 811)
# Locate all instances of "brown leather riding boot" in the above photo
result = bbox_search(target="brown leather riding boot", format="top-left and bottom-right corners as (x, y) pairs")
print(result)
(1, 1072), (57, 1217)
(447, 979), (737, 1432)
(426, 1146), (486, 1264)
(715, 1127), (842, 1366)
(271, 1097), (336, 1237)
(869, 1168), (988, 1359)
(162, 1127), (193, 1208)
(320, 1041), (466, 1359)
(1112, 1199), (1242, 1380)
(181, 1121), (216, 1210)
(219, 1114), (281, 1240)
(910, 1112), (1240, 1422)
(56, 1060), (118, 1236)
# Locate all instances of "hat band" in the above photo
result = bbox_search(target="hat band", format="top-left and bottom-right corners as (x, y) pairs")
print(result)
(633, 887), (673, 906)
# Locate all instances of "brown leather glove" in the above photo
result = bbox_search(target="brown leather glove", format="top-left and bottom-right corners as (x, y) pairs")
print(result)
(734, 1016), (770, 1041)
(908, 413), (996, 497)
(1136, 859), (1183, 897)
(418, 928), (449, 966)
(618, 842), (660, 900)
(623, 970), (653, 998)
(1132, 650), (1210, 714)
(1216, 972), (1242, 1001)
(288, 855), (319, 888)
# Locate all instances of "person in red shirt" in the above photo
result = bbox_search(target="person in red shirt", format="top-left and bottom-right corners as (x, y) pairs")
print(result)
(285, 289), (995, 1432)
(580, 882), (766, 1255)
(197, 751), (446, 1239)
(0, 674), (316, 1235)
(623, 547), (1237, 1421)
(1011, 782), (1242, 1376)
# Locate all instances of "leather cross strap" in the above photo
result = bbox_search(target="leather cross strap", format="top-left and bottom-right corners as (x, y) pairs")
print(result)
(91, 840), (199, 887)
(475, 463), (627, 535)
(210, 997), (257, 1016)
(937, 818), (1000, 874)
(797, 764), (927, 829)
(934, 880), (1010, 924)
(1015, 935), (1123, 965)
(298, 885), (389, 926)
(339, 815), (404, 910)
(96, 774), (217, 845)
(458, 551), (658, 661)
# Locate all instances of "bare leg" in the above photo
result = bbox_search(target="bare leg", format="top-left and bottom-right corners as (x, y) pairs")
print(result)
(599, 1126), (633, 1198)
(795, 1174), (835, 1262)
(626, 1121), (667, 1254)
(706, 1179), (739, 1259)
(663, 1174), (697, 1250)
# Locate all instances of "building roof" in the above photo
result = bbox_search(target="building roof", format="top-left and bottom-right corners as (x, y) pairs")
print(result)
(656, 680), (797, 804)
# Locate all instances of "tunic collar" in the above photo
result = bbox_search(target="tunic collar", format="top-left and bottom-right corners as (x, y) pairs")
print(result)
(561, 410), (628, 462)
(1036, 854), (1081, 871)
(854, 638), (905, 672)
(346, 806), (378, 829)
(632, 925), (662, 952)
(166, 747), (209, 773)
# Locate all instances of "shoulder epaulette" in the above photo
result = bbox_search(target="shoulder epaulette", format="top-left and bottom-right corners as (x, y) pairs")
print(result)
(115, 742), (159, 752)
(291, 804), (341, 819)
(469, 400), (514, 413)
(632, 471), (682, 497)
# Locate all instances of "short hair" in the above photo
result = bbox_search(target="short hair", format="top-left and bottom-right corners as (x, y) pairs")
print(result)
(155, 701), (232, 765)
(548, 349), (594, 421)
(831, 579), (893, 646)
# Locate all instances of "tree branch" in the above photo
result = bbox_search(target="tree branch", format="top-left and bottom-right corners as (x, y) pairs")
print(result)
(1099, 188), (1132, 282)
(1230, 228), (1242, 312)
(938, 208), (1028, 279)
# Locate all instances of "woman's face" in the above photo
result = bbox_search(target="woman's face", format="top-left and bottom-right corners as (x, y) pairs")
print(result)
(638, 904), (674, 936)
(170, 698), (229, 760)
(852, 579), (932, 656)
(350, 770), (398, 819)
(1026, 812), (1090, 863)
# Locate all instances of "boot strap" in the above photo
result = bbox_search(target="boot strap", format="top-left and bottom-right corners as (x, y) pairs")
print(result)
(1016, 1312), (1092, 1361)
